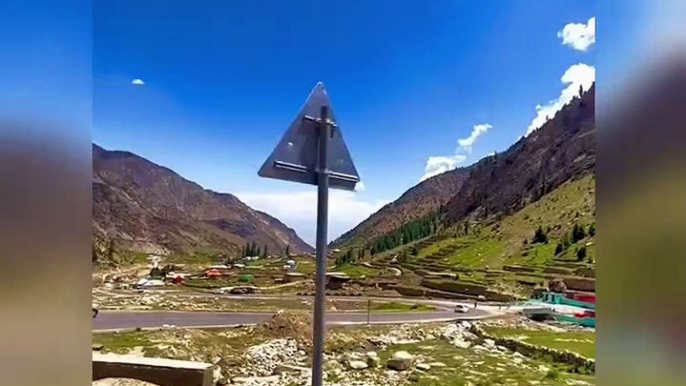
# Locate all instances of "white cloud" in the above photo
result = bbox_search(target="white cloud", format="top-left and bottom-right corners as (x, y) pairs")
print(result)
(420, 155), (467, 182)
(457, 123), (492, 154)
(419, 123), (492, 182)
(236, 190), (389, 246)
(558, 17), (596, 51)
(525, 63), (595, 136)
(354, 181), (366, 192)
(131, 79), (145, 86)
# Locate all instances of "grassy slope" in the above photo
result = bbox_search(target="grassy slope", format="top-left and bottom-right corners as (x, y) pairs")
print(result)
(483, 326), (596, 359)
(416, 174), (595, 270)
(332, 175), (595, 297)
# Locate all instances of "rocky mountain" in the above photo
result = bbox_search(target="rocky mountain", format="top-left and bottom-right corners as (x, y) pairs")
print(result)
(444, 84), (595, 224)
(330, 167), (471, 249)
(333, 83), (595, 250)
(92, 144), (313, 259)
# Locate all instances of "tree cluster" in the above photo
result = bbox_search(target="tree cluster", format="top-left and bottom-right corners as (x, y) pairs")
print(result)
(240, 242), (269, 258)
(368, 213), (441, 256)
(553, 223), (594, 257)
(335, 248), (364, 267)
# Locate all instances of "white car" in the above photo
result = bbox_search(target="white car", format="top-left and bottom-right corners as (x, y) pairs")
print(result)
(454, 304), (469, 313)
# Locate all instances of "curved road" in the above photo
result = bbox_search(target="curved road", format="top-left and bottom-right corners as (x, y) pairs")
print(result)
(93, 308), (490, 332)
(92, 290), (498, 331)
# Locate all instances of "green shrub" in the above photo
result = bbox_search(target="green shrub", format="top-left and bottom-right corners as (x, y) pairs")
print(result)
(238, 274), (254, 283)
(545, 369), (560, 380)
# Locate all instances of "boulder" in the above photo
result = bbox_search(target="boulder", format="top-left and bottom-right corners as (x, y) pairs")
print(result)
(273, 364), (310, 375)
(416, 363), (431, 371)
(212, 366), (224, 385)
(386, 351), (414, 371)
(347, 360), (369, 370)
(452, 338), (471, 349)
(366, 352), (380, 368)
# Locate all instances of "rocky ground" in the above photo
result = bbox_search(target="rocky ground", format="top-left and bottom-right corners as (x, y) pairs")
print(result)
(93, 312), (595, 386)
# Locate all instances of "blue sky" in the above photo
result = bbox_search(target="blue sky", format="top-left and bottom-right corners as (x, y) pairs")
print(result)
(90, 0), (605, 245)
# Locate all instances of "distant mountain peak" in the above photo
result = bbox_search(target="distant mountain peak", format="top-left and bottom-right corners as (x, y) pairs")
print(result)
(92, 145), (313, 261)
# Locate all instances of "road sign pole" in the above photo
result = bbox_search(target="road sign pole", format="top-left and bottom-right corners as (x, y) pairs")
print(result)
(258, 82), (360, 385)
(311, 105), (330, 386)
(367, 299), (371, 325)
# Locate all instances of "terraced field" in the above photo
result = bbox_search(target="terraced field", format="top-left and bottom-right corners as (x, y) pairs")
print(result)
(331, 175), (596, 301)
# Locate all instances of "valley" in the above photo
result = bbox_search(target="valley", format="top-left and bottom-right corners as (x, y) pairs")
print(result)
(93, 86), (596, 386)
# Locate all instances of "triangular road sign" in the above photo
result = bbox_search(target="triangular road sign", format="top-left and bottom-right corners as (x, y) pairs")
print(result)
(258, 82), (361, 191)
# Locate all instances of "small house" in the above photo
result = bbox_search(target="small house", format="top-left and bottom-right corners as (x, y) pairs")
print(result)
(325, 272), (351, 290)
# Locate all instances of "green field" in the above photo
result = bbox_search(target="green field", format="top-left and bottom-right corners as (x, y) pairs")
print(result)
(483, 326), (596, 359)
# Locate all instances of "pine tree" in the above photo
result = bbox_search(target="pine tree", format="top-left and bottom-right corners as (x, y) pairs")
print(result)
(262, 244), (268, 258)
(554, 243), (563, 255)
(576, 246), (587, 261)
(285, 244), (290, 256)
(572, 224), (586, 243)
(532, 225), (548, 244)
(106, 239), (115, 262)
(92, 243), (98, 263)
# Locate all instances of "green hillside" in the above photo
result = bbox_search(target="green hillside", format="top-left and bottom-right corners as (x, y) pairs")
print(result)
(419, 173), (595, 269)
(334, 174), (596, 299)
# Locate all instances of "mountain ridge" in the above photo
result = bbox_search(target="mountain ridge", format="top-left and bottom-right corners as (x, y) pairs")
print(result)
(330, 166), (472, 249)
(92, 144), (313, 262)
(332, 83), (595, 252)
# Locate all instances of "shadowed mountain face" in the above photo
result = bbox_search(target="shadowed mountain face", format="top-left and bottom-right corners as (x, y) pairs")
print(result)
(92, 144), (313, 258)
(333, 84), (595, 249)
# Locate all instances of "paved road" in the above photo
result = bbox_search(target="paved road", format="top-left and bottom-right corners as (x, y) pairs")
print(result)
(93, 308), (491, 332)
(93, 289), (482, 311)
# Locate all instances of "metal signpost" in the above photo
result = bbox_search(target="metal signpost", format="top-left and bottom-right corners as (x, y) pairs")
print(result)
(258, 82), (360, 386)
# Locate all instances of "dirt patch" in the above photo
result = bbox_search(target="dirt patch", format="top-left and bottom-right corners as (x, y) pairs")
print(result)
(255, 310), (315, 348)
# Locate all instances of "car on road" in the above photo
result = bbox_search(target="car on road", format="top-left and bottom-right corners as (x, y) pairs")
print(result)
(454, 304), (469, 313)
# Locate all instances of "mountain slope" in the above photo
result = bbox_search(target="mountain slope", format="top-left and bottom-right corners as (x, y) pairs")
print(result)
(92, 144), (313, 260)
(334, 84), (595, 255)
(444, 84), (595, 224)
(330, 168), (471, 249)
